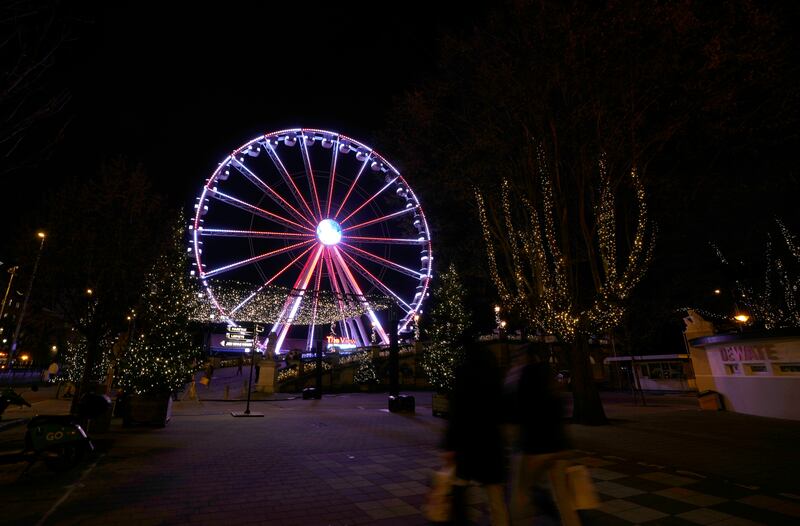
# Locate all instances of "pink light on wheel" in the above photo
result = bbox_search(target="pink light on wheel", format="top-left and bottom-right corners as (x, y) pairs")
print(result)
(191, 128), (433, 352)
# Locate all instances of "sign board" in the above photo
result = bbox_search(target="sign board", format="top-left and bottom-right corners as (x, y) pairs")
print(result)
(326, 334), (357, 351)
(222, 325), (254, 349)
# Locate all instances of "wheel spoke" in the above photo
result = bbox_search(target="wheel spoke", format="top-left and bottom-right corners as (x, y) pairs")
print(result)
(207, 188), (312, 233)
(229, 244), (317, 316)
(341, 206), (418, 232)
(325, 136), (340, 218)
(202, 239), (315, 278)
(228, 156), (316, 228)
(324, 248), (352, 340)
(340, 243), (423, 279)
(264, 140), (318, 222)
(339, 249), (412, 312)
(344, 235), (426, 246)
(199, 228), (314, 240)
(272, 245), (324, 353)
(339, 176), (400, 225)
(331, 247), (389, 344)
(305, 254), (325, 351)
(328, 249), (365, 344)
(299, 132), (323, 220)
(333, 153), (372, 220)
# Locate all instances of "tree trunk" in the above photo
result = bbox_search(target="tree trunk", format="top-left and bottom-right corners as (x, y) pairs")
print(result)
(70, 333), (102, 414)
(568, 334), (608, 425)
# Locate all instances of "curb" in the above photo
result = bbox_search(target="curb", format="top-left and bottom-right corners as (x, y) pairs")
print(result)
(0, 418), (27, 432)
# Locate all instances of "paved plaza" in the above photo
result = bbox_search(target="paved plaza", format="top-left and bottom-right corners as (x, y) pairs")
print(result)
(1, 371), (799, 525)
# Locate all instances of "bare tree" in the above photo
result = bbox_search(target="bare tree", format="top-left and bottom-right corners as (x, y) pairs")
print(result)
(0, 0), (84, 173)
(34, 158), (168, 403)
(477, 145), (653, 424)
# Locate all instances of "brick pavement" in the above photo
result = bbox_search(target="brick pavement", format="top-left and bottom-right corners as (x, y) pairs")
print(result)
(1, 391), (799, 525)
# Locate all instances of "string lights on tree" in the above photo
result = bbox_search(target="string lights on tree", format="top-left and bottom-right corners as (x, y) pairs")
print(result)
(476, 148), (653, 342)
(353, 352), (378, 385)
(719, 218), (800, 330)
(118, 219), (201, 395)
(420, 263), (470, 393)
(476, 144), (654, 425)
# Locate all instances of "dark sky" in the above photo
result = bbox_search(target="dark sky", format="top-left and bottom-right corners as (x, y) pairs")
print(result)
(4, 1), (473, 256)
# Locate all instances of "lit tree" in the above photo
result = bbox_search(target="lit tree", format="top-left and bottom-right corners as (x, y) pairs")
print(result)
(476, 148), (653, 424)
(61, 331), (112, 384)
(117, 217), (200, 395)
(727, 219), (800, 330)
(32, 158), (168, 407)
(353, 352), (378, 385)
(420, 264), (471, 393)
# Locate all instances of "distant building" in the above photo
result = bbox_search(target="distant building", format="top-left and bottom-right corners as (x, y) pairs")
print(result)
(604, 354), (696, 392)
(684, 310), (800, 421)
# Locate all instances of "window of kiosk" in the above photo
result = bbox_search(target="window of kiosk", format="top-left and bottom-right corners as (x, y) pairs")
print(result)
(647, 363), (664, 379)
(725, 363), (741, 375)
(778, 364), (800, 375)
(668, 363), (685, 379)
(744, 363), (769, 375)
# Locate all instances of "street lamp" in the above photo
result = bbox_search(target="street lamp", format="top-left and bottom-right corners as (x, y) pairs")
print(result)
(0, 265), (19, 328)
(9, 231), (46, 364)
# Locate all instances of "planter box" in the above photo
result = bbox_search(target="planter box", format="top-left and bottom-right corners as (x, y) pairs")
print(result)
(123, 393), (173, 427)
(432, 393), (450, 418)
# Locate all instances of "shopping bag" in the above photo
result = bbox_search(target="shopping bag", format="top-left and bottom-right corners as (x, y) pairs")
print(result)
(199, 376), (210, 386)
(423, 466), (454, 522)
(565, 464), (600, 509)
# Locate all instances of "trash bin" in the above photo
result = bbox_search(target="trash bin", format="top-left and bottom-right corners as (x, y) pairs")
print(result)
(302, 387), (321, 400)
(388, 394), (415, 413)
(697, 390), (724, 411)
(79, 392), (113, 433)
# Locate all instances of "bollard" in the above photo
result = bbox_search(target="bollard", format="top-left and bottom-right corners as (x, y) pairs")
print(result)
(224, 384), (230, 400)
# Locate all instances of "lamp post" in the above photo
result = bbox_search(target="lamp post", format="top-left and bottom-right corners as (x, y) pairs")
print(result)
(733, 311), (750, 333)
(0, 265), (19, 331)
(716, 287), (750, 333)
(9, 232), (46, 366)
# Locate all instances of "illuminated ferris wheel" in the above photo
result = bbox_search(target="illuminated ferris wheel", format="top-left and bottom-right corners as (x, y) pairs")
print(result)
(190, 128), (433, 353)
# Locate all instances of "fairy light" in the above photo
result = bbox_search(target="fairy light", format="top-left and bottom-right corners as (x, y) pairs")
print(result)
(419, 264), (470, 393)
(191, 282), (390, 326)
(711, 219), (800, 331)
(353, 352), (378, 384)
(476, 148), (653, 342)
(117, 220), (202, 395)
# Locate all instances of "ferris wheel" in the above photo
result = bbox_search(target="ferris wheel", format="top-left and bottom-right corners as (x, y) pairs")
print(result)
(189, 128), (433, 353)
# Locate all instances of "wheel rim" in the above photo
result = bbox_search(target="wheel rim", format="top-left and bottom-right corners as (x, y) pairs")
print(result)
(191, 128), (433, 353)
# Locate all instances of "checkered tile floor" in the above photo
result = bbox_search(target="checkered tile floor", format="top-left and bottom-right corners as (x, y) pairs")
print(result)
(573, 451), (800, 526)
(299, 447), (800, 525)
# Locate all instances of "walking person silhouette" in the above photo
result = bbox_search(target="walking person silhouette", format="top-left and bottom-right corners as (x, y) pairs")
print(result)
(444, 339), (510, 525)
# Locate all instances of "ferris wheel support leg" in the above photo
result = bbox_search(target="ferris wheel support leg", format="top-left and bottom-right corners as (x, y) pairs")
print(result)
(271, 246), (324, 354)
(306, 324), (316, 352)
(342, 319), (354, 341)
(353, 317), (370, 348)
(331, 247), (389, 345)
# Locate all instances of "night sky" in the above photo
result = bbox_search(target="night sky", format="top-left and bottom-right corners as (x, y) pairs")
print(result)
(3, 1), (472, 251)
(3, 1), (799, 347)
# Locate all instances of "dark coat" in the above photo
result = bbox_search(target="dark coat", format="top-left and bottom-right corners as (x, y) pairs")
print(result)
(444, 346), (506, 484)
(515, 362), (569, 454)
